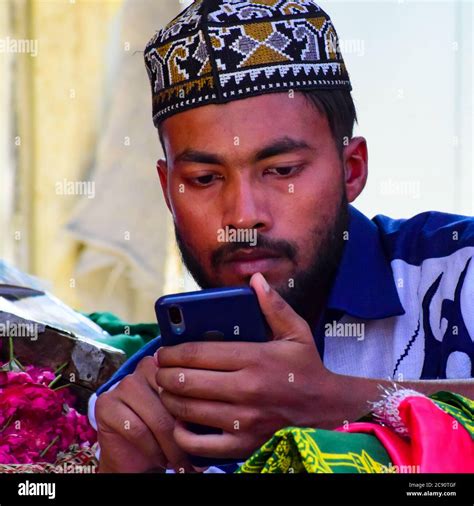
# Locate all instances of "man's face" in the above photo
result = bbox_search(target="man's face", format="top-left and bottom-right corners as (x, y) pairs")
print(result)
(158, 92), (357, 321)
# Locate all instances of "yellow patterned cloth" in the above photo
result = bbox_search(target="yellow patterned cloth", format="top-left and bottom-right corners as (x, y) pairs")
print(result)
(430, 391), (474, 439)
(237, 391), (474, 474)
(237, 427), (391, 474)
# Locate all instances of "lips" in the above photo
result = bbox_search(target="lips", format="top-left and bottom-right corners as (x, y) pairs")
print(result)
(226, 248), (280, 263)
(224, 249), (282, 276)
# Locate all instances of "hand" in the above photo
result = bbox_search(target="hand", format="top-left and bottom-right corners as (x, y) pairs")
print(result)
(95, 356), (195, 473)
(156, 272), (337, 460)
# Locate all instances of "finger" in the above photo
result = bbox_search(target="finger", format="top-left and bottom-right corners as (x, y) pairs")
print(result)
(160, 390), (247, 432)
(97, 400), (166, 466)
(173, 419), (244, 459)
(156, 367), (242, 402)
(135, 357), (195, 471)
(157, 341), (260, 371)
(98, 431), (166, 474)
(250, 272), (313, 343)
(118, 375), (194, 473)
(136, 355), (161, 395)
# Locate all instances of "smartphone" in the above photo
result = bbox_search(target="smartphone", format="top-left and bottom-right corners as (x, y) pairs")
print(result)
(155, 286), (270, 467)
(155, 286), (269, 346)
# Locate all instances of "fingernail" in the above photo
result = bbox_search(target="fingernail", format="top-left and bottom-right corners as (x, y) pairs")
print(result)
(260, 273), (270, 293)
(158, 386), (163, 395)
(153, 349), (160, 366)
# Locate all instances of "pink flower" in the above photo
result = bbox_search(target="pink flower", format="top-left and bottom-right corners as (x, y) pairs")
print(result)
(0, 371), (8, 388)
(0, 363), (97, 464)
(24, 365), (55, 385)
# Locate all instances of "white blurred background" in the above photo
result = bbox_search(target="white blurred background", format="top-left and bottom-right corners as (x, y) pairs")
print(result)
(320, 0), (473, 218)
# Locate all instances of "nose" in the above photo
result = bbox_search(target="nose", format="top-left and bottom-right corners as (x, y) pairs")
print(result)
(221, 174), (271, 233)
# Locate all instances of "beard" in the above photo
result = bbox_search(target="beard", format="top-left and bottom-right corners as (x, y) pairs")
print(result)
(173, 192), (349, 326)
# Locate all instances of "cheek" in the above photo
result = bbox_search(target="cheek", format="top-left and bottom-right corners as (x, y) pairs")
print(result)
(169, 185), (219, 258)
(281, 173), (343, 265)
(169, 173), (205, 222)
(280, 165), (343, 230)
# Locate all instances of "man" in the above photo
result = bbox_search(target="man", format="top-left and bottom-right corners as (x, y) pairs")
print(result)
(90, 0), (474, 473)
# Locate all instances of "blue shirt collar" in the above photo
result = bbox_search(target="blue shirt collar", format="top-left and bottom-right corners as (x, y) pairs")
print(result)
(326, 205), (405, 320)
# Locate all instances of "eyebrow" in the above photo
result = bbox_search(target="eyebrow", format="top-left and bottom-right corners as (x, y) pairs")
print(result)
(173, 136), (313, 166)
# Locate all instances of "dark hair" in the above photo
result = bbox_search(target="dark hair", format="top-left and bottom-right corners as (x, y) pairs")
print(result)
(302, 89), (358, 158)
(157, 89), (357, 159)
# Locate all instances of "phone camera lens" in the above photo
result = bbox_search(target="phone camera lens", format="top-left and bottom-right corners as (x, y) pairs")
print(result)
(168, 305), (183, 325)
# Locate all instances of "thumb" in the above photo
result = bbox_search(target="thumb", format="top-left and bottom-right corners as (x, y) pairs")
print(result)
(250, 272), (314, 344)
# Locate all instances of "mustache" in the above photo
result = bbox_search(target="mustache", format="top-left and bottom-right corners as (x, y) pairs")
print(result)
(211, 233), (297, 268)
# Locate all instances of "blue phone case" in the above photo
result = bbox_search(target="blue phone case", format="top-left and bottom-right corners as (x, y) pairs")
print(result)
(155, 286), (269, 346)
(155, 286), (269, 468)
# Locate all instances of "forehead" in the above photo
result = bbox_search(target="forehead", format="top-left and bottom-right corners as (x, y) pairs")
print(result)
(160, 92), (328, 152)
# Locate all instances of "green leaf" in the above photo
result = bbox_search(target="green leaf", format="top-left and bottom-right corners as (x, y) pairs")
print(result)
(53, 383), (72, 392)
(54, 361), (69, 375)
(47, 374), (63, 389)
(39, 435), (60, 458)
(0, 414), (14, 433)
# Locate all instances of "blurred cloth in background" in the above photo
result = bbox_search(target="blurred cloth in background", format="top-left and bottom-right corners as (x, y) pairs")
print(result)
(1, 0), (191, 323)
(65, 0), (188, 322)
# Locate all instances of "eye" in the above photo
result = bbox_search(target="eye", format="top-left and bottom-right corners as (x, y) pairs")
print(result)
(189, 174), (223, 187)
(264, 166), (303, 177)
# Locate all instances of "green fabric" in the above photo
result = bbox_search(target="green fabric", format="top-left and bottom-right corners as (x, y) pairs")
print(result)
(430, 391), (474, 440)
(238, 391), (474, 474)
(236, 426), (391, 474)
(83, 312), (159, 358)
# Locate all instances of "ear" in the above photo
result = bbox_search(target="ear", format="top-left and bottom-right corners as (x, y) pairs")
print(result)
(157, 159), (173, 213)
(342, 136), (368, 203)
